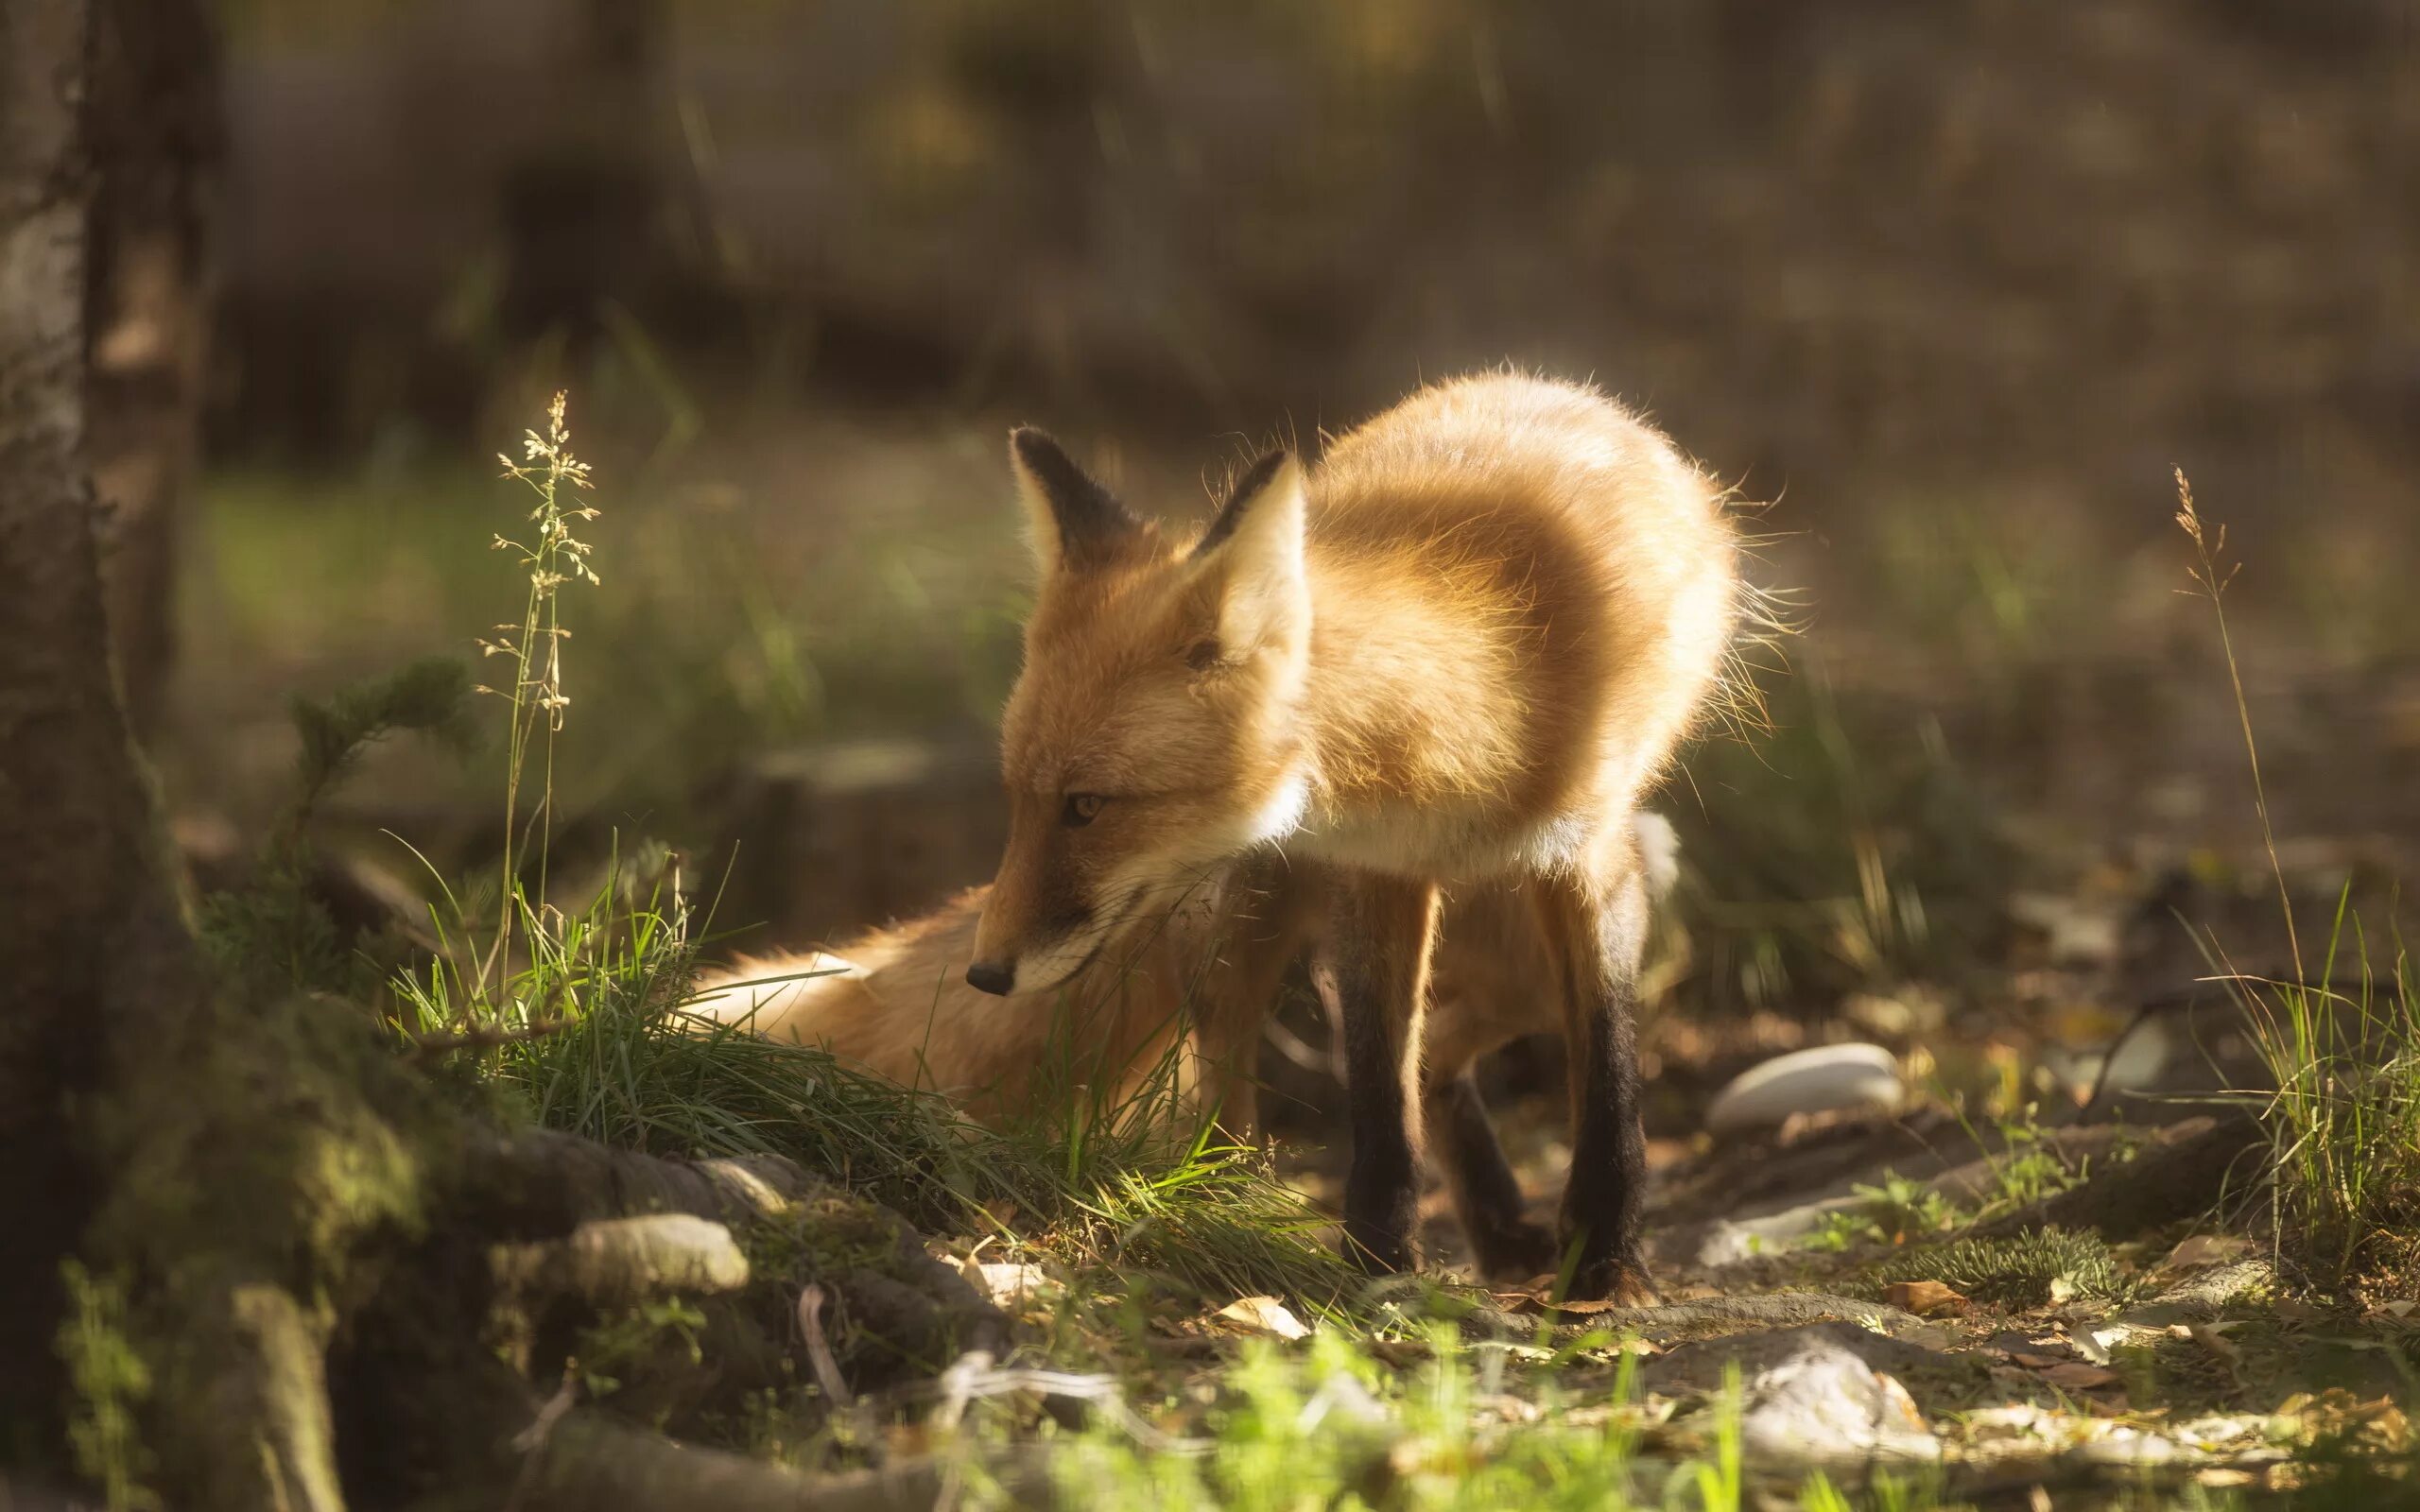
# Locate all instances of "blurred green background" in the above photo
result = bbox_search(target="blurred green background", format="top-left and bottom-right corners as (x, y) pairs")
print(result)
(160, 0), (2420, 1066)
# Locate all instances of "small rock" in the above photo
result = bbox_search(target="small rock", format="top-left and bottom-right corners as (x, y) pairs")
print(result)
(1705, 1044), (1904, 1135)
(963, 1260), (1050, 1308)
(1646, 1321), (1984, 1402)
(1729, 1332), (1941, 1467)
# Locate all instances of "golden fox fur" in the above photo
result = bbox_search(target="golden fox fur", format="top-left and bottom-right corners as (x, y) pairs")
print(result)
(685, 816), (1682, 1125)
(687, 819), (1681, 1280)
(685, 865), (1559, 1128)
(958, 370), (1740, 1298)
(968, 372), (1735, 990)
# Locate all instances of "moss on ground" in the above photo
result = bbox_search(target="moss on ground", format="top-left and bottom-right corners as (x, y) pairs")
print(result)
(1864, 1227), (2127, 1309)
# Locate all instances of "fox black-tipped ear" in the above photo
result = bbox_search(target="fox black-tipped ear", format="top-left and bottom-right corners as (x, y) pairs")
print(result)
(1009, 427), (1142, 575)
(1188, 448), (1308, 658)
(1193, 449), (1293, 558)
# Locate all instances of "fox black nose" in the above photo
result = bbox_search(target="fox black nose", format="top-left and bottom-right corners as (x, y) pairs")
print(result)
(965, 961), (1016, 997)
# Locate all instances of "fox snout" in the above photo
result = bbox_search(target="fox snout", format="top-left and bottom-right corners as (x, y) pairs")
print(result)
(966, 844), (1098, 998)
(966, 892), (1100, 997)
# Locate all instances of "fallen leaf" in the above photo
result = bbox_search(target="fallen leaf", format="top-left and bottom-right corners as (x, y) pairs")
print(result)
(1215, 1296), (1310, 1340)
(1884, 1280), (1972, 1317)
(2162, 1234), (2252, 1271)
(2188, 1324), (2244, 1370)
(2039, 1362), (2122, 1390)
(2077, 1327), (2126, 1365)
(2013, 1352), (2069, 1368)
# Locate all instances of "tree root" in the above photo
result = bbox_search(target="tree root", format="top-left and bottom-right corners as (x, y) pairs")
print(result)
(1598, 1292), (1928, 1344)
(520, 1412), (1059, 1512)
(1971, 1113), (2269, 1242)
(213, 1284), (348, 1512)
(492, 1214), (753, 1309)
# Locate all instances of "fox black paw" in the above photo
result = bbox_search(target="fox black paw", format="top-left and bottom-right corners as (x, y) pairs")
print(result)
(1562, 1252), (1660, 1308)
(1469, 1217), (1561, 1282)
(1343, 1223), (1415, 1276)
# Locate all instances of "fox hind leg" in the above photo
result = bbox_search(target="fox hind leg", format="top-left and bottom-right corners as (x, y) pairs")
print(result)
(1532, 850), (1657, 1305)
(1424, 1068), (1559, 1280)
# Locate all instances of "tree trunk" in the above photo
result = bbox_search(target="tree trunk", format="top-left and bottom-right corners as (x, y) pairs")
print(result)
(83, 0), (222, 741)
(3, 15), (994, 1502)
(0, 0), (201, 1445)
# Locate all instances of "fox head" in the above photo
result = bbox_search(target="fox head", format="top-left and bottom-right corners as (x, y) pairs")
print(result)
(966, 429), (1312, 996)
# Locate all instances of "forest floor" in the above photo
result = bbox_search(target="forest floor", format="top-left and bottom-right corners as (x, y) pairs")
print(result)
(156, 406), (2420, 1507)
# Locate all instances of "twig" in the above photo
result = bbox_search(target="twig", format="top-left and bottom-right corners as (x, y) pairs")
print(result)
(928, 1349), (1215, 1455)
(2173, 470), (2302, 984)
(2079, 971), (2410, 1117)
(796, 1283), (854, 1409)
(520, 1412), (1058, 1512)
(1261, 1015), (1332, 1075)
(504, 1372), (579, 1512)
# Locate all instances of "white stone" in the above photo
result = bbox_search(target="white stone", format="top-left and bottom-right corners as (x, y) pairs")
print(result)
(1704, 1043), (1903, 1135)
(1737, 1335), (1940, 1467)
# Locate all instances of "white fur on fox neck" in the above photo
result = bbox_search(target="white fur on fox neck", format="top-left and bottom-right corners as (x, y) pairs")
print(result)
(1243, 769), (1309, 846)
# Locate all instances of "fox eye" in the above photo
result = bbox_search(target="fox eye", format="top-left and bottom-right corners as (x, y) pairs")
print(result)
(1062, 793), (1107, 827)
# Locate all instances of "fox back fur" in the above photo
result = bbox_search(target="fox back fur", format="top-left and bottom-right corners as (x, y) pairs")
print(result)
(965, 372), (1736, 991)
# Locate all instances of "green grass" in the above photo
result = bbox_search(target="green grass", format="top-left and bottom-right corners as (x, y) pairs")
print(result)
(991, 1329), (1966, 1512)
(390, 843), (1355, 1310)
(202, 396), (1350, 1314)
(2174, 472), (2420, 1302)
(1801, 1174), (1967, 1254)
(2225, 903), (2420, 1299)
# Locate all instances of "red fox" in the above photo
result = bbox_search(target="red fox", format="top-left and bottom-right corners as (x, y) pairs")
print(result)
(688, 813), (1680, 1280)
(967, 371), (1739, 1300)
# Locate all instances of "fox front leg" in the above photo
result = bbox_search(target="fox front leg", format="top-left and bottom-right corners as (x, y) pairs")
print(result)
(1314, 872), (1439, 1275)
